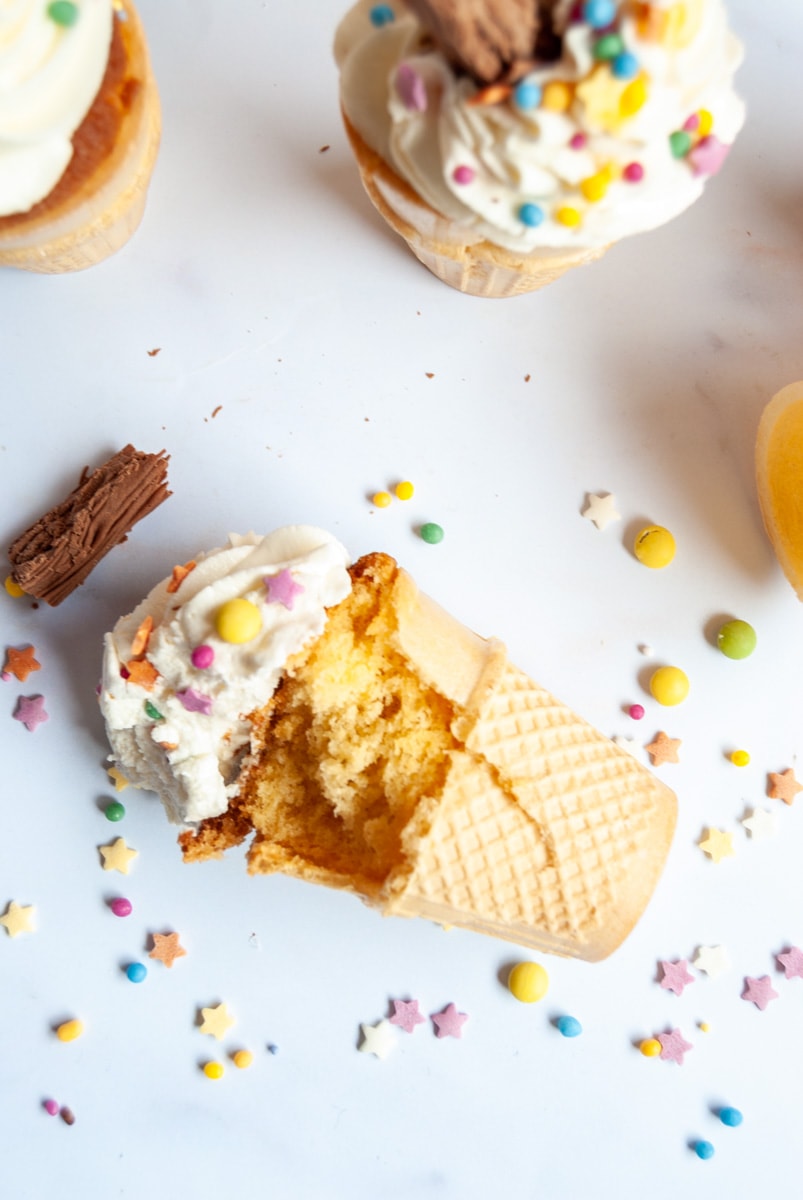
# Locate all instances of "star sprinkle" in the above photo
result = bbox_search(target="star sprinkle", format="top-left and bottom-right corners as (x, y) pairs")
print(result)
(741, 975), (778, 1010)
(659, 959), (695, 996)
(149, 932), (187, 968)
(125, 659), (159, 689)
(645, 731), (681, 766)
(396, 62), (427, 112)
(13, 694), (48, 731)
(688, 134), (730, 177)
(389, 999), (426, 1034)
(4, 645), (41, 682)
(107, 766), (129, 791)
(359, 1019), (397, 1059)
(99, 837), (138, 874)
(741, 807), (777, 840)
(576, 66), (629, 133)
(612, 736), (639, 757)
(265, 568), (305, 611)
(692, 945), (731, 980)
(581, 492), (621, 531)
(431, 1003), (468, 1039)
(199, 1003), (235, 1040)
(699, 828), (735, 863)
(657, 1028), (693, 1065)
(777, 947), (803, 981)
(176, 687), (213, 715)
(166, 561), (196, 594)
(768, 768), (803, 806)
(0, 900), (36, 937)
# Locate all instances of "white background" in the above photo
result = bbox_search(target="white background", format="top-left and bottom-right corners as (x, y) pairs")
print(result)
(2, 2), (803, 1197)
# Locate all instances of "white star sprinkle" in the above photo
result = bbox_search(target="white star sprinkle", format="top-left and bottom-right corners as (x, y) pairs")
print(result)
(692, 944), (731, 980)
(742, 807), (777, 841)
(581, 492), (621, 531)
(358, 1019), (397, 1059)
(612, 736), (640, 757)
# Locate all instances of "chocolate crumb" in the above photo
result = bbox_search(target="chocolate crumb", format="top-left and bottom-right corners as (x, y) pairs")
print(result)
(524, 374), (531, 382)
(60, 1107), (75, 1126)
(147, 348), (161, 357)
(211, 406), (223, 419)
(319, 144), (330, 153)
(425, 372), (435, 378)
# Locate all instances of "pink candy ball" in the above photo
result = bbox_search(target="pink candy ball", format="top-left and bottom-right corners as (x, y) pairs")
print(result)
(191, 644), (215, 669)
(110, 897), (132, 918)
(629, 704), (645, 720)
(569, 133), (587, 150)
(43, 1099), (59, 1116)
(452, 165), (475, 185)
(623, 162), (644, 183)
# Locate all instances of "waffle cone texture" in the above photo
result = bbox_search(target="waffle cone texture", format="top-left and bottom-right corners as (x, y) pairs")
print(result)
(181, 554), (676, 961)
(0, 1), (160, 274)
(342, 113), (609, 298)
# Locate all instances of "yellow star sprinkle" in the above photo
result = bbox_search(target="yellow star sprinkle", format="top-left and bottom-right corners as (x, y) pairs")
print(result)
(699, 828), (735, 863)
(0, 900), (36, 937)
(99, 837), (138, 874)
(199, 1003), (235, 1040)
(107, 766), (130, 792)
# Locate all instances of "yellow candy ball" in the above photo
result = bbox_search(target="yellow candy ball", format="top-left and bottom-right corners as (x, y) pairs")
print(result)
(56, 1019), (84, 1043)
(555, 206), (581, 228)
(507, 961), (549, 1003)
(372, 491), (392, 508)
(204, 1062), (224, 1080)
(633, 525), (676, 569)
(395, 481), (415, 501)
(640, 1037), (662, 1057)
(4, 574), (25, 598)
(232, 1050), (253, 1069)
(649, 665), (690, 706)
(580, 172), (610, 203)
(730, 749), (750, 767)
(620, 77), (648, 116)
(215, 598), (262, 644)
(542, 81), (572, 112)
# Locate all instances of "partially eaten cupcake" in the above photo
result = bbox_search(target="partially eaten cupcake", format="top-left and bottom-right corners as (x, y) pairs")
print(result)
(100, 526), (676, 960)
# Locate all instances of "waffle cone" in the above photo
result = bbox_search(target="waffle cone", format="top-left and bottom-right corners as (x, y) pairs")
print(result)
(0, 1), (160, 274)
(342, 113), (609, 298)
(181, 555), (676, 961)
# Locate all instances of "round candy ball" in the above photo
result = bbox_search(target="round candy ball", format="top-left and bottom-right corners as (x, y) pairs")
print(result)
(110, 897), (132, 918)
(395, 481), (415, 501)
(693, 1140), (715, 1160)
(556, 1015), (582, 1038)
(717, 619), (757, 660)
(629, 703), (645, 721)
(719, 1106), (743, 1128)
(639, 1037), (662, 1057)
(633, 525), (676, 569)
(56, 1019), (83, 1043)
(104, 800), (125, 822)
(43, 1099), (60, 1116)
(215, 598), (262, 644)
(191, 644), (215, 669)
(233, 1050), (253, 1069)
(583, 0), (616, 28)
(507, 961), (549, 1003)
(126, 962), (147, 984)
(203, 1062), (224, 1080)
(649, 666), (690, 706)
(730, 749), (750, 767)
(519, 202), (545, 228)
(420, 523), (444, 545)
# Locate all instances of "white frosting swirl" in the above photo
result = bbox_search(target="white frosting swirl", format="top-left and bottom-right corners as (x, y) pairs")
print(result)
(0, 0), (113, 217)
(100, 527), (353, 826)
(336, 0), (745, 250)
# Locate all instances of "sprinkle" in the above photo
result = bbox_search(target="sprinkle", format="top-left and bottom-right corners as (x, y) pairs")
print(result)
(13, 694), (48, 732)
(730, 749), (750, 767)
(645, 730), (681, 765)
(767, 768), (803, 805)
(717, 619), (757, 660)
(109, 897), (133, 918)
(191, 644), (215, 669)
(699, 1021), (711, 1032)
(719, 1107), (743, 1128)
(3, 645), (40, 681)
(623, 161), (644, 182)
(697, 109), (714, 136)
(125, 659), (159, 689)
(620, 76), (648, 116)
(389, 998), (426, 1033)
(373, 491), (392, 508)
(656, 1028), (693, 1065)
(741, 975), (778, 1011)
(639, 1038), (662, 1057)
(508, 961), (549, 1003)
(513, 79), (542, 110)
(47, 1), (79, 26)
(741, 807), (776, 840)
(396, 62), (427, 112)
(633, 524), (675, 568)
(613, 735), (639, 756)
(693, 1141), (715, 1160)
(60, 1107), (76, 1126)
(688, 134), (730, 177)
(556, 1015), (582, 1038)
(777, 946), (803, 980)
(555, 205), (581, 228)
(267, 1043), (279, 1055)
(628, 704), (645, 720)
(698, 828), (735, 863)
(144, 700), (163, 723)
(105, 800), (126, 823)
(43, 1099), (59, 1116)
(593, 32), (625, 62)
(394, 481), (414, 501)
(265, 568), (306, 610)
(130, 616), (154, 656)
(541, 81), (572, 112)
(203, 1062), (224, 1080)
(199, 1003), (235, 1040)
(419, 523), (444, 545)
(452, 165), (475, 185)
(233, 1050), (253, 1069)
(649, 666), (689, 706)
(176, 687), (213, 715)
(581, 491), (621, 530)
(639, 644), (654, 657)
(149, 932), (186, 967)
(215, 597), (262, 644)
(126, 962), (147, 983)
(580, 171), (610, 202)
(0, 900), (36, 937)
(467, 83), (512, 107)
(56, 1019), (83, 1043)
(692, 945), (731, 979)
(4, 575), (25, 598)
(659, 959), (695, 996)
(369, 3), (394, 26)
(431, 1002), (469, 1038)
(683, 113), (700, 132)
(583, 0), (616, 28)
(359, 1019), (397, 1058)
(107, 766), (129, 791)
(612, 51), (639, 79)
(166, 561), (196, 594)
(519, 202), (545, 228)
(569, 133), (587, 150)
(99, 836), (138, 874)
(669, 130), (693, 158)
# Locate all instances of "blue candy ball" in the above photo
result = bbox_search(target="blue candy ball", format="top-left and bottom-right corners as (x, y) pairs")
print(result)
(720, 1107), (743, 1128)
(612, 51), (639, 79)
(694, 1141), (715, 1160)
(126, 962), (148, 984)
(514, 80), (542, 111)
(518, 202), (545, 228)
(583, 0), (616, 29)
(369, 4), (394, 26)
(556, 1015), (583, 1038)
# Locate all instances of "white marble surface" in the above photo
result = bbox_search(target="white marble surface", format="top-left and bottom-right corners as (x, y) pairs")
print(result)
(2, 3), (803, 1197)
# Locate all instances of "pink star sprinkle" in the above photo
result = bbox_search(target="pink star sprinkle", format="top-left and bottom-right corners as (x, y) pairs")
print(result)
(431, 1003), (468, 1039)
(176, 687), (213, 715)
(657, 1029), (693, 1065)
(389, 999), (426, 1034)
(742, 975), (779, 1010)
(659, 959), (695, 996)
(396, 62), (427, 112)
(264, 569), (305, 611)
(777, 947), (803, 981)
(688, 134), (730, 177)
(13, 694), (49, 732)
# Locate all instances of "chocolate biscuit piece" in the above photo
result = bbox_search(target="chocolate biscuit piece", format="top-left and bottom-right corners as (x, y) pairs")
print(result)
(8, 445), (171, 605)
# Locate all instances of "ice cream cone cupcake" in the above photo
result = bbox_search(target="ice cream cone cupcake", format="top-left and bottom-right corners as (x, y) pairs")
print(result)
(756, 382), (803, 601)
(0, 0), (160, 274)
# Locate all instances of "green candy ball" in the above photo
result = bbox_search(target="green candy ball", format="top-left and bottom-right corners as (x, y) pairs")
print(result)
(717, 619), (757, 660)
(420, 523), (444, 545)
(105, 801), (126, 822)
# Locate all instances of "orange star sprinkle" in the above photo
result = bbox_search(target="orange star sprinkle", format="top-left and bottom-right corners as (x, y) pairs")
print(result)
(768, 768), (803, 806)
(467, 82), (512, 107)
(4, 645), (41, 682)
(130, 615), (154, 657)
(125, 659), (159, 689)
(645, 731), (682, 766)
(149, 932), (187, 968)
(167, 561), (197, 594)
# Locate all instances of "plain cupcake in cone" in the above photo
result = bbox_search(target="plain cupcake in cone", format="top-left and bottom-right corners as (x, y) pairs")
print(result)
(334, 0), (745, 297)
(99, 528), (676, 961)
(0, 0), (160, 274)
